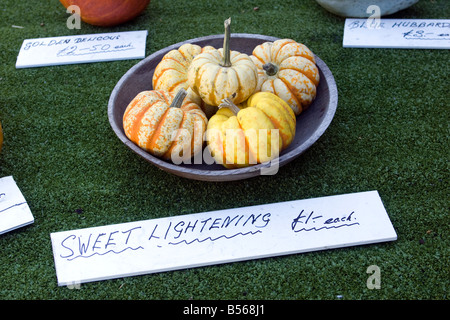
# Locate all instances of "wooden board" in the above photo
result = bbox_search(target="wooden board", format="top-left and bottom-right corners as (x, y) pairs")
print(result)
(343, 19), (450, 49)
(51, 190), (396, 286)
(16, 31), (147, 68)
(0, 176), (34, 235)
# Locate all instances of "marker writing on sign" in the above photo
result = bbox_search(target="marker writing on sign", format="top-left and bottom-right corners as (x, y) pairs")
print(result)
(291, 209), (359, 232)
(149, 212), (271, 247)
(402, 29), (450, 40)
(348, 20), (450, 30)
(0, 192), (27, 214)
(22, 35), (122, 51)
(59, 212), (272, 261)
(59, 226), (143, 261)
(56, 43), (134, 57)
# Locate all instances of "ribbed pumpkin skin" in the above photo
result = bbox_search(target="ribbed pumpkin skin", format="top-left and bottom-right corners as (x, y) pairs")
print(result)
(251, 39), (320, 115)
(59, 0), (150, 27)
(152, 44), (214, 103)
(206, 92), (296, 168)
(123, 90), (207, 161)
(187, 48), (258, 107)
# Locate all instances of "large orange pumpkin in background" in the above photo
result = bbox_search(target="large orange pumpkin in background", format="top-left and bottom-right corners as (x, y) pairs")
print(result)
(59, 0), (150, 27)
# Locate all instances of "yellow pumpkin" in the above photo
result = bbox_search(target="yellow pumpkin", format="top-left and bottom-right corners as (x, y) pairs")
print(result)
(187, 18), (258, 106)
(152, 43), (216, 117)
(206, 92), (296, 168)
(123, 89), (208, 162)
(250, 39), (320, 115)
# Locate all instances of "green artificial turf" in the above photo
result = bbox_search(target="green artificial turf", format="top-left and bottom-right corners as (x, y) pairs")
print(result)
(0, 0), (448, 301)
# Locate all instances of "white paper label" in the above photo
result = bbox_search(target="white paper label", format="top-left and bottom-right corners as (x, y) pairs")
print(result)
(343, 19), (450, 49)
(50, 190), (397, 286)
(0, 176), (34, 235)
(15, 30), (148, 68)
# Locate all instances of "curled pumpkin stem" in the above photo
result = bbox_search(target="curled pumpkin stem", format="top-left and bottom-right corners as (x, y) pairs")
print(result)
(218, 96), (240, 115)
(221, 17), (232, 68)
(170, 88), (188, 108)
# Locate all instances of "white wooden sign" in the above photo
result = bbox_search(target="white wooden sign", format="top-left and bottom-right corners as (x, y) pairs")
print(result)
(50, 190), (397, 286)
(15, 30), (148, 68)
(0, 176), (34, 235)
(343, 19), (450, 49)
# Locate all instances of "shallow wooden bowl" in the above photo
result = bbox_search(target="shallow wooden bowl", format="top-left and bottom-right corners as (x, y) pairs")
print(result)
(108, 34), (338, 181)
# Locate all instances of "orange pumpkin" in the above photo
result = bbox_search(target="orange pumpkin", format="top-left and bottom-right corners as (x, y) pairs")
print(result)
(123, 89), (208, 162)
(59, 0), (150, 27)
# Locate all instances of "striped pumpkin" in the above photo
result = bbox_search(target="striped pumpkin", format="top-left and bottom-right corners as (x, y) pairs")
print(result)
(152, 43), (216, 117)
(187, 18), (258, 107)
(123, 89), (208, 162)
(250, 39), (320, 116)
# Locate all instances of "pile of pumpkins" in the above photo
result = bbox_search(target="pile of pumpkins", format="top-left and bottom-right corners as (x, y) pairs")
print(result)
(123, 18), (320, 169)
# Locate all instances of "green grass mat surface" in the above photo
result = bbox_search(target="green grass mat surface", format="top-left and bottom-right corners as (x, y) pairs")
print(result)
(0, 0), (448, 300)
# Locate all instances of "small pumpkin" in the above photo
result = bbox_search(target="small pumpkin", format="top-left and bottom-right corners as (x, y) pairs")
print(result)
(123, 88), (208, 162)
(250, 39), (320, 115)
(206, 92), (296, 168)
(152, 43), (216, 118)
(59, 0), (150, 27)
(187, 18), (258, 107)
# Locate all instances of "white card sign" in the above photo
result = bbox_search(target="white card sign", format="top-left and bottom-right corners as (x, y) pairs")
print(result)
(15, 30), (148, 68)
(0, 176), (34, 235)
(343, 19), (450, 49)
(50, 190), (397, 286)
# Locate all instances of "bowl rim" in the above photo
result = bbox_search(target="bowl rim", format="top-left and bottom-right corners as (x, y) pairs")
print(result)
(108, 33), (338, 181)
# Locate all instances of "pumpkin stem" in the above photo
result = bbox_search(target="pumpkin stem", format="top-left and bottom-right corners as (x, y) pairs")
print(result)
(218, 96), (240, 115)
(262, 63), (278, 76)
(221, 17), (232, 68)
(170, 88), (188, 108)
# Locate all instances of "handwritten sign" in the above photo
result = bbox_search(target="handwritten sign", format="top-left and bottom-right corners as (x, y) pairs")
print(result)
(343, 19), (450, 49)
(15, 30), (148, 69)
(0, 176), (34, 235)
(50, 190), (397, 286)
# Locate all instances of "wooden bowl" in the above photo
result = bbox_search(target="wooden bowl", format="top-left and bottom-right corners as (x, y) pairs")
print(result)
(108, 34), (338, 181)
